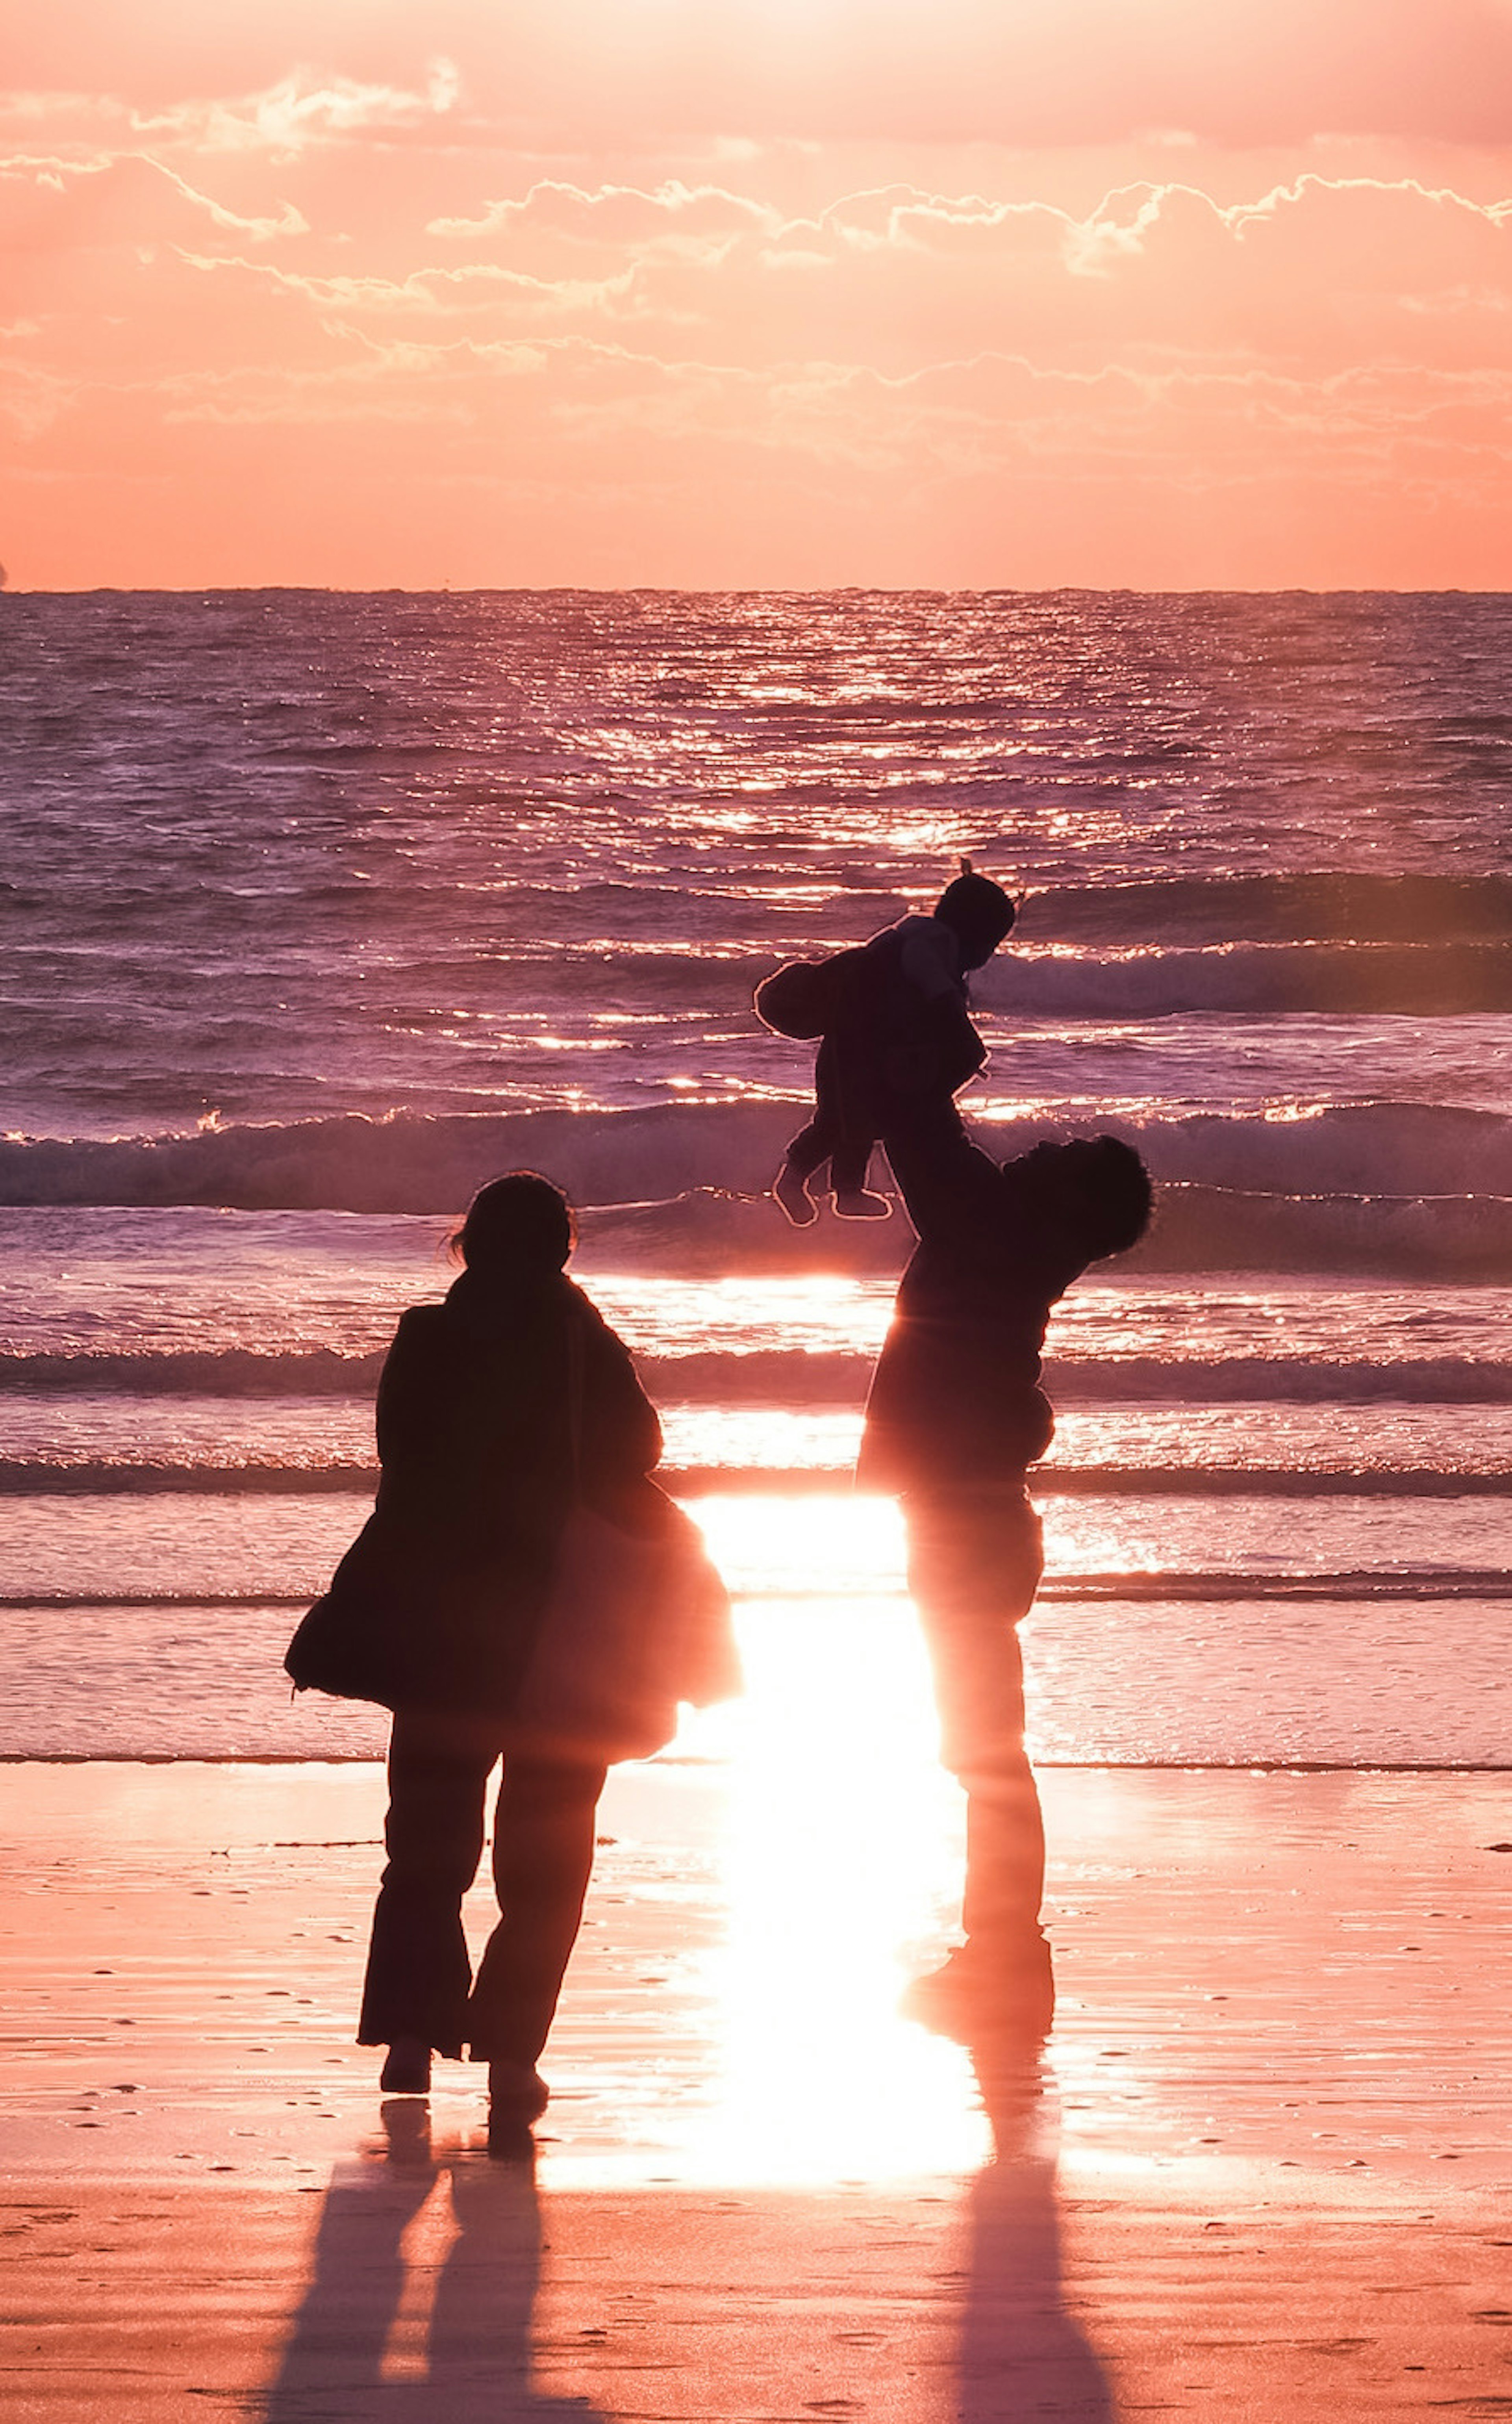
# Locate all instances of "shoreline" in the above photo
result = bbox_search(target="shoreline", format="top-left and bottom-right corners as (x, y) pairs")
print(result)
(5, 1753), (1512, 1773)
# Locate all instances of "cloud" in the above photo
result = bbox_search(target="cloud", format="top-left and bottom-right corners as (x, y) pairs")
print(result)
(0, 62), (464, 158)
(144, 159), (307, 238)
(4, 15), (1512, 585)
(129, 61), (462, 156)
(427, 177), (775, 246)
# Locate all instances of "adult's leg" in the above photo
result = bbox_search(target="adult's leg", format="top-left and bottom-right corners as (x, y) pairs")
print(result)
(904, 1488), (1047, 1950)
(358, 1710), (501, 2057)
(467, 1756), (607, 2070)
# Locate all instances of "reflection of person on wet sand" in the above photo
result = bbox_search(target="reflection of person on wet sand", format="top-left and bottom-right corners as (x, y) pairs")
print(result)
(858, 1124), (1152, 2042)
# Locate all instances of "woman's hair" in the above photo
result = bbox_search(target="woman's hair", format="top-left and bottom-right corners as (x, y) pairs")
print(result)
(449, 1171), (576, 1272)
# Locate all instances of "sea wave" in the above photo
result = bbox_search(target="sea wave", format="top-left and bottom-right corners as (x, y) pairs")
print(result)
(1139, 1183), (1512, 1279)
(0, 1350), (387, 1397)
(5, 1100), (1512, 1278)
(600, 1171), (1512, 1283)
(2, 1346), (1508, 1403)
(0, 1460), (1504, 1498)
(977, 940), (1512, 1017)
(6, 1097), (1512, 1205)
(1020, 873), (1512, 948)
(0, 1454), (1502, 1493)
(2, 1566), (1506, 1607)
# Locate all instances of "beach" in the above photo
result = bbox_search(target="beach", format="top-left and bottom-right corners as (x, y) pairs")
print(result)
(3, 1756), (1510, 2418)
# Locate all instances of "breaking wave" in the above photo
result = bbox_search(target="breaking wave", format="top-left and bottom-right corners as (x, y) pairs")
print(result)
(979, 940), (1512, 1018)
(6, 1100), (1512, 1278)
(1020, 872), (1512, 949)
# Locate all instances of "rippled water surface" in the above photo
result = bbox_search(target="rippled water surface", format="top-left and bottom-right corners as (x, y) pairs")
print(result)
(2, 590), (1508, 1758)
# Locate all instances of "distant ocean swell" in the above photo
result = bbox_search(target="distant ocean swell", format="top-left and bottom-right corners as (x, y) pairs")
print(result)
(12, 874), (1512, 954)
(979, 941), (1512, 1017)
(1018, 874), (1512, 947)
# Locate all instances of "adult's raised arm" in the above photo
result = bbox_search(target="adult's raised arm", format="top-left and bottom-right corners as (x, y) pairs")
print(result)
(882, 1120), (1006, 1263)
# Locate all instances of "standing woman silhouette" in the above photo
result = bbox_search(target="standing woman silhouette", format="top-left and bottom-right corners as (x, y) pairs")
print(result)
(321, 1172), (663, 2127)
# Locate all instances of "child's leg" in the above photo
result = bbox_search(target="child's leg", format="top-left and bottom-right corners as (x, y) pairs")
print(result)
(827, 1032), (892, 1218)
(828, 1132), (873, 1197)
(782, 1117), (831, 1181)
(773, 1041), (841, 1224)
(830, 1140), (891, 1218)
(786, 1035), (845, 1177)
(773, 1155), (822, 1224)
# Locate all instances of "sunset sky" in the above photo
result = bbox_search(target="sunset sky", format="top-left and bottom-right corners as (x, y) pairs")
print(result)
(5, 0), (1512, 589)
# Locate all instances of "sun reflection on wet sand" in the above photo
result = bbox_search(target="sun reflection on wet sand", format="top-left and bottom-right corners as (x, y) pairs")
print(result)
(561, 1491), (992, 2186)
(704, 1587), (988, 2181)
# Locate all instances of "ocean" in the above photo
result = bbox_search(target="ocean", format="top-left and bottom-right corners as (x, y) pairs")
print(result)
(1, 588), (1508, 1769)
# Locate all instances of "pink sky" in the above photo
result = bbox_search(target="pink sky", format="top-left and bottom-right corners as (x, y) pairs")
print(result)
(4, 0), (1512, 588)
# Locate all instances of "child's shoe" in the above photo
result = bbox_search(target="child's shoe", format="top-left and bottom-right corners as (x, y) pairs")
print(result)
(773, 1162), (819, 1226)
(832, 1187), (891, 1221)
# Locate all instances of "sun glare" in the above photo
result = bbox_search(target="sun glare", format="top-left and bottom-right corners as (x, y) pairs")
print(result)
(657, 1494), (991, 2183)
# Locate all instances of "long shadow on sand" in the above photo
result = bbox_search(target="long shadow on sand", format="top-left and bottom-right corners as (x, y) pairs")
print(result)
(265, 2103), (599, 2424)
(267, 2063), (1113, 2422)
(958, 2047), (1117, 2422)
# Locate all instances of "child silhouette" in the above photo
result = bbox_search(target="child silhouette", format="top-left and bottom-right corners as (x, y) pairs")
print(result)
(758, 860), (1017, 1222)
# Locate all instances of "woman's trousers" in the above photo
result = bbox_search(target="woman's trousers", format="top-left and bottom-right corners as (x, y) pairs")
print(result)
(358, 1708), (606, 2067)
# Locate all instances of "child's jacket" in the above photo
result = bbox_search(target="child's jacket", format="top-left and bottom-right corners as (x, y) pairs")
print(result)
(755, 914), (986, 1101)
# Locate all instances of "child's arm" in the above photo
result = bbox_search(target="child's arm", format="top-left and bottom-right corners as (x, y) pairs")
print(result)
(924, 993), (987, 1092)
(895, 917), (989, 1093)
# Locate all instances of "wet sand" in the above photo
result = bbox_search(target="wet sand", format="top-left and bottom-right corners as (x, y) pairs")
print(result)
(2, 1759), (1509, 2418)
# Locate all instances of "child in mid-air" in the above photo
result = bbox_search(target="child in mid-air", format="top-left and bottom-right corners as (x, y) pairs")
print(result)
(756, 860), (1017, 1224)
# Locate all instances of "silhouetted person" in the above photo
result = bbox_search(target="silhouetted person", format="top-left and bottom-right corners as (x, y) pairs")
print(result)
(858, 1125), (1152, 2041)
(308, 1172), (663, 2131)
(761, 861), (1017, 1222)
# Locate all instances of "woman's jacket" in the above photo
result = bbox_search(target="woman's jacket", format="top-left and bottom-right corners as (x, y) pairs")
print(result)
(290, 1265), (662, 1716)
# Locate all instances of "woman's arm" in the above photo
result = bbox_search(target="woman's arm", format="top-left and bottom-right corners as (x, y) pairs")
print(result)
(580, 1326), (664, 1486)
(373, 1308), (446, 1469)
